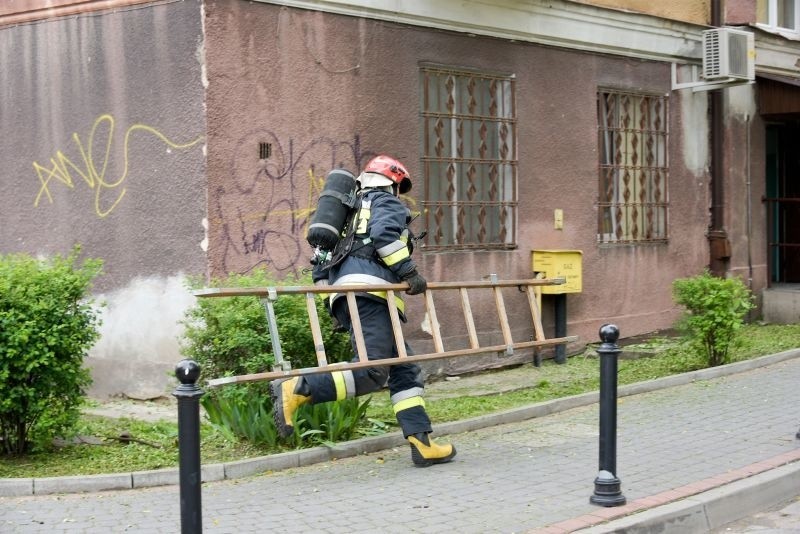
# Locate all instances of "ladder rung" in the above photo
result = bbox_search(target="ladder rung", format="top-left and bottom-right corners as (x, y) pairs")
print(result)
(525, 285), (545, 341)
(459, 287), (479, 349)
(424, 290), (444, 353)
(493, 286), (513, 348)
(385, 289), (407, 358)
(346, 291), (368, 363)
(305, 292), (329, 367)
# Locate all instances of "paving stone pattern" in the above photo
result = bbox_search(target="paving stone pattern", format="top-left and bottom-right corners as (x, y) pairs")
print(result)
(1, 359), (799, 533)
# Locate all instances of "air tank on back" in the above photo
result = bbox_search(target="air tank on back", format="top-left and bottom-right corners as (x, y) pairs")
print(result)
(307, 169), (358, 251)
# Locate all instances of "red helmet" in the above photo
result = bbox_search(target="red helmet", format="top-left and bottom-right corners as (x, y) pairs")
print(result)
(363, 155), (412, 194)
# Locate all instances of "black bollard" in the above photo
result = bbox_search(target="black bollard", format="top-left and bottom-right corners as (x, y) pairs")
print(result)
(554, 294), (568, 364)
(590, 324), (626, 507)
(173, 359), (205, 534)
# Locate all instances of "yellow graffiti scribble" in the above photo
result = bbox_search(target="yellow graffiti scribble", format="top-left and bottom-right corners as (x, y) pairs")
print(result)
(304, 167), (326, 212)
(33, 114), (203, 217)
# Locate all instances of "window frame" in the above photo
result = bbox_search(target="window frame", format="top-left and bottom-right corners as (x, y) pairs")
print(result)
(596, 88), (670, 246)
(756, 0), (800, 36)
(419, 63), (518, 252)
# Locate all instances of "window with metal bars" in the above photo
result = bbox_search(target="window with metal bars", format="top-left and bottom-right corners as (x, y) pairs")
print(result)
(420, 65), (517, 251)
(597, 90), (669, 244)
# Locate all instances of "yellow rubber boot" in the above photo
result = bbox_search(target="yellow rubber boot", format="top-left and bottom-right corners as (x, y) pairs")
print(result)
(269, 377), (311, 438)
(408, 433), (457, 467)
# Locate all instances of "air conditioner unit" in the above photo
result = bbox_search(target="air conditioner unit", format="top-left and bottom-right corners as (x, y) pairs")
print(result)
(702, 28), (755, 81)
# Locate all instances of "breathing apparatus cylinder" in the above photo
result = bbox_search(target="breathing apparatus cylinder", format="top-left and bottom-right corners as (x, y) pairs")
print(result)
(307, 169), (358, 251)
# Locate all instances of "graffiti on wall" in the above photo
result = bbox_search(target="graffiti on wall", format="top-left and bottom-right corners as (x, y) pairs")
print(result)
(32, 113), (203, 217)
(213, 129), (382, 276)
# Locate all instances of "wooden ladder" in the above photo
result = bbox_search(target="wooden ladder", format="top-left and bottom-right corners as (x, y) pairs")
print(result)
(195, 275), (578, 388)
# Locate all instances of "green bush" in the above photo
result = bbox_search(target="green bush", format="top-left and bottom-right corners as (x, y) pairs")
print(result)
(672, 271), (754, 367)
(180, 268), (352, 381)
(0, 247), (103, 454)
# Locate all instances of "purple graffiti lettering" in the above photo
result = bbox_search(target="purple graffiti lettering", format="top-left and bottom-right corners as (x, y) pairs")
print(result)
(212, 131), (375, 277)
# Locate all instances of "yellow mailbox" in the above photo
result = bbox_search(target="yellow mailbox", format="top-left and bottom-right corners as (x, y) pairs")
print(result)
(531, 249), (583, 294)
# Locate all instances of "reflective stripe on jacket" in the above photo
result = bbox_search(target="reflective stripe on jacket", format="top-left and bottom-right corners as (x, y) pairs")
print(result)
(329, 189), (416, 317)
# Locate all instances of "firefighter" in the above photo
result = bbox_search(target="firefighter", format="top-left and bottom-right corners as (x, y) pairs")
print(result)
(270, 155), (456, 467)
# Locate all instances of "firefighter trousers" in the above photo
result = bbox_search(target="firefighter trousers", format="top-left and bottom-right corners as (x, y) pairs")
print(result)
(298, 295), (432, 438)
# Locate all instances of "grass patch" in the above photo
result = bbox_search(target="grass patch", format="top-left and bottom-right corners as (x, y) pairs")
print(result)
(1, 323), (797, 478)
(0, 416), (267, 478)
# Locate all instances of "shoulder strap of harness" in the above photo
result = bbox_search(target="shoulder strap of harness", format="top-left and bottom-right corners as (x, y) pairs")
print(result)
(324, 191), (365, 270)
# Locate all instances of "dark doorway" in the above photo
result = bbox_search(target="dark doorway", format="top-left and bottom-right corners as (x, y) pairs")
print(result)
(765, 122), (800, 283)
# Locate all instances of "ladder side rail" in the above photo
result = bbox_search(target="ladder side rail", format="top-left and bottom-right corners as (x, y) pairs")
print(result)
(207, 335), (580, 387)
(193, 278), (566, 299)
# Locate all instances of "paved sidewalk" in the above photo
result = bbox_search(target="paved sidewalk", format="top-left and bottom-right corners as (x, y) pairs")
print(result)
(2, 350), (800, 533)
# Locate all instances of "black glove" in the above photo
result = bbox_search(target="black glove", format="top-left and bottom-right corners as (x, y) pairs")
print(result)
(402, 270), (428, 295)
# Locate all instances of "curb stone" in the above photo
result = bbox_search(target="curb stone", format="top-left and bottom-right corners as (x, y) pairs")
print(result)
(33, 473), (132, 495)
(576, 459), (800, 533)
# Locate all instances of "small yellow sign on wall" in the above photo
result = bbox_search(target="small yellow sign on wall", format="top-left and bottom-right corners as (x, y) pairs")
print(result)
(531, 249), (583, 294)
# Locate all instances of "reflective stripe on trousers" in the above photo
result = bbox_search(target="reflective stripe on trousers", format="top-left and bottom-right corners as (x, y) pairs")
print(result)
(299, 295), (432, 437)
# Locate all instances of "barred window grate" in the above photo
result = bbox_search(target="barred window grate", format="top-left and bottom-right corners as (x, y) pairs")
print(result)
(597, 90), (669, 244)
(421, 65), (517, 251)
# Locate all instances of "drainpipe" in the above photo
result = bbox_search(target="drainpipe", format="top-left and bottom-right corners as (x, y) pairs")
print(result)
(708, 0), (731, 276)
(745, 112), (753, 293)
(745, 113), (755, 322)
